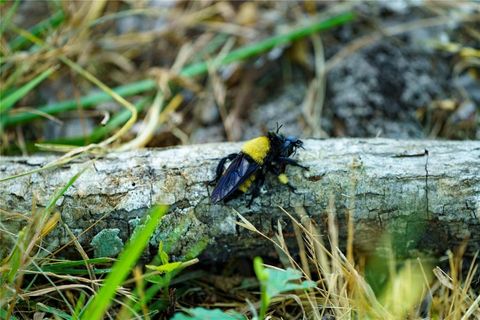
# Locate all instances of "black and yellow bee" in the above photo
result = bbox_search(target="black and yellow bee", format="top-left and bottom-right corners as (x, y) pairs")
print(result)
(209, 127), (308, 206)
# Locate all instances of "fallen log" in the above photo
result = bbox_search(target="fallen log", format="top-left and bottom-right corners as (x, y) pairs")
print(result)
(1, 138), (479, 261)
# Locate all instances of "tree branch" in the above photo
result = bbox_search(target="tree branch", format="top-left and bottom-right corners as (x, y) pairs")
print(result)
(1, 139), (479, 260)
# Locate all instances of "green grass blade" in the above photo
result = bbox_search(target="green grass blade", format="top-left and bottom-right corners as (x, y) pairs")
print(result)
(38, 96), (151, 147)
(40, 267), (112, 275)
(0, 79), (154, 127)
(81, 205), (169, 320)
(73, 292), (86, 319)
(40, 257), (114, 275)
(0, 65), (58, 114)
(1, 11), (354, 127)
(5, 230), (25, 283)
(36, 303), (72, 320)
(44, 164), (88, 214)
(87, 96), (150, 143)
(0, 308), (19, 320)
(42, 257), (114, 269)
(180, 11), (355, 78)
(0, 0), (20, 37)
(9, 10), (65, 51)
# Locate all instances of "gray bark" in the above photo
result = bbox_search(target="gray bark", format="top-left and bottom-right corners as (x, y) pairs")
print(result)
(1, 138), (479, 261)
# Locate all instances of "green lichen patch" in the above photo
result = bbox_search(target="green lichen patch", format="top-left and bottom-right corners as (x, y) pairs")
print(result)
(90, 228), (124, 258)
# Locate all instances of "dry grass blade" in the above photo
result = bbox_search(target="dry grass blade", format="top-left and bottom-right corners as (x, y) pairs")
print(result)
(235, 211), (259, 233)
(236, 210), (305, 276)
(133, 266), (149, 320)
(58, 57), (138, 148)
(20, 269), (102, 284)
(293, 223), (311, 279)
(285, 207), (333, 276)
(434, 266), (454, 290)
(61, 223), (98, 291)
(274, 220), (298, 272)
(462, 294), (480, 320)
(301, 31), (326, 138)
(117, 90), (164, 151)
(49, 207), (115, 257)
(18, 284), (95, 298)
(326, 194), (342, 317)
(0, 27), (138, 181)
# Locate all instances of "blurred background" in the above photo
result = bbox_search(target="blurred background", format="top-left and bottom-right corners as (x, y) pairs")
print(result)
(1, 0), (479, 156)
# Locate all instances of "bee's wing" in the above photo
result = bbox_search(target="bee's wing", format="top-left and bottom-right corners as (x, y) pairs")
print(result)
(211, 154), (259, 203)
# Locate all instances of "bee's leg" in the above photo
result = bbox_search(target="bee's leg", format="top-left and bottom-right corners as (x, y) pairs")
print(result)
(285, 180), (297, 193)
(278, 157), (309, 170)
(268, 165), (281, 175)
(277, 173), (298, 193)
(247, 173), (266, 208)
(266, 163), (296, 192)
(287, 183), (297, 192)
(266, 162), (299, 193)
(209, 153), (238, 185)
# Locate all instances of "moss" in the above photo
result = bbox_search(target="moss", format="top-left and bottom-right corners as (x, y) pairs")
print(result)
(90, 228), (124, 258)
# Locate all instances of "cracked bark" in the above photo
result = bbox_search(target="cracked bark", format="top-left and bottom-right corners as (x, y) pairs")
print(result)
(1, 138), (479, 261)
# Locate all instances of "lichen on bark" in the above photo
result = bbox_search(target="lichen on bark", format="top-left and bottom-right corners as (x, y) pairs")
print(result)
(0, 139), (479, 260)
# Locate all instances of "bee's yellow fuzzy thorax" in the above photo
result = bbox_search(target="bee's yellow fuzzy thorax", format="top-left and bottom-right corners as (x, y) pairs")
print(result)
(241, 136), (270, 164)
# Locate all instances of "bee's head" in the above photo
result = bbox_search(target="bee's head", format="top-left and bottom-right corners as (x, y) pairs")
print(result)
(283, 135), (303, 156)
(268, 127), (304, 157)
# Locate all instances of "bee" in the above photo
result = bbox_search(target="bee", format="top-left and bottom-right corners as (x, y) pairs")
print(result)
(209, 126), (308, 207)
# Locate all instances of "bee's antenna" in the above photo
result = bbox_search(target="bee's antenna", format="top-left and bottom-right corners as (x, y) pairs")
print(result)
(276, 122), (283, 133)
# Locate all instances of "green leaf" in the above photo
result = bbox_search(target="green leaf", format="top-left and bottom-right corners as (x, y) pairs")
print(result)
(253, 256), (269, 319)
(0, 65), (58, 114)
(254, 256), (316, 319)
(264, 267), (316, 299)
(144, 273), (171, 287)
(158, 241), (169, 265)
(253, 256), (268, 282)
(172, 307), (245, 320)
(80, 205), (168, 320)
